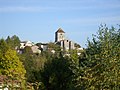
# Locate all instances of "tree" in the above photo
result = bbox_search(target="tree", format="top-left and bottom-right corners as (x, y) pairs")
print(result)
(6, 35), (20, 49)
(84, 24), (120, 89)
(74, 43), (81, 48)
(20, 53), (46, 83)
(47, 42), (61, 57)
(0, 39), (26, 81)
(40, 56), (75, 90)
(0, 39), (9, 53)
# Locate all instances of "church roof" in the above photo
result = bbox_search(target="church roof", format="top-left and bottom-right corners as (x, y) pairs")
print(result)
(56, 28), (65, 33)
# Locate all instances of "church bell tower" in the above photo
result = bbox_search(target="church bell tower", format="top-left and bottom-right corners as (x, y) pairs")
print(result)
(55, 28), (65, 42)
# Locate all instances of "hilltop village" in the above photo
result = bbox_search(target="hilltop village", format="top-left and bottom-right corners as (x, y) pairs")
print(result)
(18, 28), (83, 56)
(0, 28), (84, 89)
(0, 25), (119, 90)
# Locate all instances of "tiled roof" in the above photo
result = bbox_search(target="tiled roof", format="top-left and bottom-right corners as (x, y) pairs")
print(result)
(56, 28), (65, 33)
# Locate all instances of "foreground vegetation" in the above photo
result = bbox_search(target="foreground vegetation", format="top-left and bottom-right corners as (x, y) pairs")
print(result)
(0, 24), (120, 90)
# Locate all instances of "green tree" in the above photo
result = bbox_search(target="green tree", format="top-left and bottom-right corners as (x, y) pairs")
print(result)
(40, 56), (74, 90)
(20, 54), (46, 83)
(68, 49), (89, 90)
(6, 35), (20, 49)
(19, 51), (47, 89)
(84, 24), (120, 89)
(0, 39), (26, 81)
(47, 42), (61, 57)
(74, 43), (81, 48)
(0, 39), (9, 53)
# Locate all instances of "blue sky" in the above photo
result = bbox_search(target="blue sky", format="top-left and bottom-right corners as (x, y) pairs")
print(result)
(0, 0), (120, 47)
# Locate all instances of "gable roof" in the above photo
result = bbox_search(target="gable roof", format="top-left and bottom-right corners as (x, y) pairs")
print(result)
(56, 28), (65, 33)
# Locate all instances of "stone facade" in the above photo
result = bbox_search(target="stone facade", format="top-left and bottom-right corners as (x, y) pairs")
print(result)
(55, 28), (75, 51)
(19, 41), (41, 54)
(55, 28), (65, 42)
(20, 41), (34, 49)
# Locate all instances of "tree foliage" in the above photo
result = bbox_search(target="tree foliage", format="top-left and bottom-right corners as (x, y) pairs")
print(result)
(84, 24), (120, 89)
(40, 57), (75, 90)
(0, 39), (26, 81)
(6, 35), (20, 49)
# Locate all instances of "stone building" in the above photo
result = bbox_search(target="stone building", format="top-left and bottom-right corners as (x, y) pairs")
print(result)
(20, 41), (34, 49)
(19, 41), (41, 54)
(55, 28), (75, 51)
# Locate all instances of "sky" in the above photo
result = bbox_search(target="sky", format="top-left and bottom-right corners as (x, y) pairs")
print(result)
(0, 0), (120, 47)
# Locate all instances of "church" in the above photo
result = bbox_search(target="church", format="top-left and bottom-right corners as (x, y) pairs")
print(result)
(55, 28), (75, 51)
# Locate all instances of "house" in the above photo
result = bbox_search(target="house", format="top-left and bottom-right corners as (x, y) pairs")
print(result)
(19, 41), (41, 54)
(20, 41), (34, 49)
(40, 43), (48, 51)
(31, 45), (41, 54)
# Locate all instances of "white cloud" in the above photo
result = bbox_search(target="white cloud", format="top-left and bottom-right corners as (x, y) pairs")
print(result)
(0, 2), (120, 13)
(59, 16), (120, 25)
(0, 6), (52, 12)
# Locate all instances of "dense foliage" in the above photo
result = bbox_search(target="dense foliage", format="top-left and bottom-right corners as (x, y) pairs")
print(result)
(84, 25), (120, 89)
(0, 39), (26, 82)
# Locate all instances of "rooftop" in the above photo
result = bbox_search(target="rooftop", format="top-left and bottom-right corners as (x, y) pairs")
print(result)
(56, 28), (65, 33)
